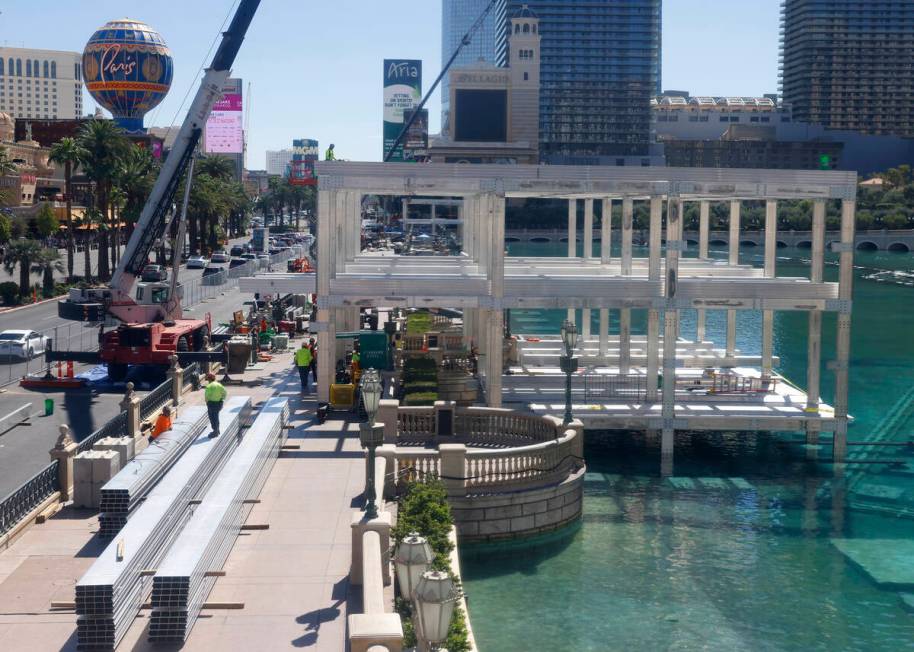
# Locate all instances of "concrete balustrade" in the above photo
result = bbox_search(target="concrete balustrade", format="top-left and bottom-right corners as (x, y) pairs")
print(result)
(381, 399), (586, 542)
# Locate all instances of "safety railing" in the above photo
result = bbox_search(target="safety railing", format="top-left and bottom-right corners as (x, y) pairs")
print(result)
(76, 411), (128, 454)
(140, 378), (173, 420)
(583, 373), (649, 402)
(0, 460), (59, 537)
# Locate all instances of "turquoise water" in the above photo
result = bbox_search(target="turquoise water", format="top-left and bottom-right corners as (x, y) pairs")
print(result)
(462, 243), (914, 651)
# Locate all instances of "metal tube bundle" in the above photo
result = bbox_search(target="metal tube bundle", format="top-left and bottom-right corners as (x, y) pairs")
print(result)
(98, 407), (208, 538)
(149, 398), (289, 641)
(75, 397), (253, 651)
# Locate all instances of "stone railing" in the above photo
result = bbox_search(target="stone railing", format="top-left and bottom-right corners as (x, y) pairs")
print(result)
(463, 427), (579, 494)
(380, 400), (584, 496)
(392, 402), (561, 448)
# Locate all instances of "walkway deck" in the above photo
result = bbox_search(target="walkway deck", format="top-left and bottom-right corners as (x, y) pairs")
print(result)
(0, 350), (365, 651)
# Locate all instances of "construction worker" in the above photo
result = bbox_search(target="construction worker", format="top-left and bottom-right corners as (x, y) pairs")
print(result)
(295, 341), (313, 393)
(151, 405), (173, 440)
(350, 346), (361, 385)
(308, 338), (318, 384)
(325, 143), (336, 161)
(204, 372), (227, 437)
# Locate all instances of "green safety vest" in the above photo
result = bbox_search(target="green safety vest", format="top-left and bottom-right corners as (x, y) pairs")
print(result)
(204, 381), (227, 403)
(325, 148), (335, 161)
(296, 347), (313, 367)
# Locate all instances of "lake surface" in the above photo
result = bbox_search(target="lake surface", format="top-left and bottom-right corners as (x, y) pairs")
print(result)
(462, 243), (914, 651)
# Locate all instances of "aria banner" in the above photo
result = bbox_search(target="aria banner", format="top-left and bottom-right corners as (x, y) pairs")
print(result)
(382, 59), (422, 162)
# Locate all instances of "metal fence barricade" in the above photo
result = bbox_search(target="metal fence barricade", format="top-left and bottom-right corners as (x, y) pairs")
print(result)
(0, 461), (59, 536)
(140, 379), (173, 420)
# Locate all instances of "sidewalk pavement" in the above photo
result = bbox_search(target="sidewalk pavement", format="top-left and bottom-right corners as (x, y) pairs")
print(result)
(0, 342), (367, 651)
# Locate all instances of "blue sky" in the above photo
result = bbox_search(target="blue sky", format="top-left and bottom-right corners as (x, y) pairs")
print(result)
(0, 0), (781, 166)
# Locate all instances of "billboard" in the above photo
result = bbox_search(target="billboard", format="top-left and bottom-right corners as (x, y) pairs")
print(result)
(383, 59), (422, 161)
(289, 139), (319, 186)
(403, 109), (429, 161)
(205, 80), (243, 154)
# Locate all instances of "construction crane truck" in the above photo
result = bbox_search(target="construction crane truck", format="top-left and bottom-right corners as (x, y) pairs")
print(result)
(55, 0), (262, 381)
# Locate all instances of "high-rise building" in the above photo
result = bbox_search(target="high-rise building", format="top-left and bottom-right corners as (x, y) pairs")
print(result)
(0, 47), (84, 120)
(780, 0), (914, 138)
(495, 0), (662, 164)
(265, 149), (294, 176)
(441, 0), (505, 130)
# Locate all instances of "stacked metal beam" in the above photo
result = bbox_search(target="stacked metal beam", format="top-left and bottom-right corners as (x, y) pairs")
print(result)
(149, 398), (289, 642)
(75, 397), (252, 651)
(98, 407), (208, 537)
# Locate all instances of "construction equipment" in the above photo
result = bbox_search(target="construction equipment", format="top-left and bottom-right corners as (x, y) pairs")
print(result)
(55, 0), (262, 381)
(286, 257), (314, 273)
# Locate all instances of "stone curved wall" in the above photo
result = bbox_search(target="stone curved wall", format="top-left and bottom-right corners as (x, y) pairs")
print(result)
(449, 466), (584, 543)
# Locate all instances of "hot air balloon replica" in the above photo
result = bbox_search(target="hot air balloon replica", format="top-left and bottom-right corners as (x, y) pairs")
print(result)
(82, 19), (173, 134)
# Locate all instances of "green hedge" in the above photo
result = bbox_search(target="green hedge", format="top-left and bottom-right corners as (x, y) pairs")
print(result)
(404, 391), (439, 406)
(406, 311), (433, 335)
(392, 480), (471, 652)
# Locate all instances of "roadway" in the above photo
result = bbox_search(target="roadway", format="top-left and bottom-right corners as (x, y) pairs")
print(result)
(0, 235), (279, 498)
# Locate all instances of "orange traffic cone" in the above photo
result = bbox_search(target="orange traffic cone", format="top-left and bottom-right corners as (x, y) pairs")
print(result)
(56, 361), (62, 379)
(66, 361), (74, 378)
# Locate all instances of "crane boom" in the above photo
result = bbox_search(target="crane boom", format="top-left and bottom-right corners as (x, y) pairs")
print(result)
(384, 0), (499, 162)
(98, 0), (261, 322)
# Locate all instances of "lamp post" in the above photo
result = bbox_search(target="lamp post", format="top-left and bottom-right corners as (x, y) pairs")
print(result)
(560, 319), (579, 426)
(414, 570), (460, 652)
(359, 368), (384, 519)
(393, 532), (433, 602)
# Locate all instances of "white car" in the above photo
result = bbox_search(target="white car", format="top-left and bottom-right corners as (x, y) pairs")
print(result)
(0, 329), (49, 359)
(210, 252), (231, 263)
(186, 255), (209, 269)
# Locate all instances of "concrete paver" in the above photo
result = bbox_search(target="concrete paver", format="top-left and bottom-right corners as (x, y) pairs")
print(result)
(0, 341), (368, 651)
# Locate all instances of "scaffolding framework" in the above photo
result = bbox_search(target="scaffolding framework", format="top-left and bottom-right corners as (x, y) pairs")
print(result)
(244, 162), (857, 473)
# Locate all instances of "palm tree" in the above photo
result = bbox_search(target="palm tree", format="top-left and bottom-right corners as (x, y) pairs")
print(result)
(197, 155), (235, 181)
(77, 119), (129, 280)
(117, 146), (157, 238)
(48, 137), (83, 279)
(3, 239), (42, 297)
(31, 248), (64, 297)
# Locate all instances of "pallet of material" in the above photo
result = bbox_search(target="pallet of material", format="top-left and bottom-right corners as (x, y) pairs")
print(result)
(74, 397), (252, 651)
(149, 398), (289, 642)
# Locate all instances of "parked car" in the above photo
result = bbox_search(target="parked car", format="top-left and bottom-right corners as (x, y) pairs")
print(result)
(230, 245), (247, 257)
(228, 258), (249, 269)
(241, 253), (257, 261)
(210, 251), (230, 263)
(202, 265), (224, 278)
(186, 255), (208, 269)
(0, 330), (50, 359)
(141, 264), (168, 282)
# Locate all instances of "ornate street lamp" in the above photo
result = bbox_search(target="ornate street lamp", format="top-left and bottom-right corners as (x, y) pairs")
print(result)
(359, 368), (384, 519)
(393, 532), (433, 601)
(560, 319), (579, 426)
(414, 570), (460, 651)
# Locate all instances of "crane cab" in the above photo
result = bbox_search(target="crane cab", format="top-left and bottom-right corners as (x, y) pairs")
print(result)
(135, 281), (183, 306)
